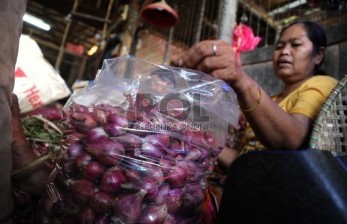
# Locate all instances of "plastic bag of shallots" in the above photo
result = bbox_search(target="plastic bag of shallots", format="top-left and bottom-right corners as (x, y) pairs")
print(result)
(39, 55), (239, 224)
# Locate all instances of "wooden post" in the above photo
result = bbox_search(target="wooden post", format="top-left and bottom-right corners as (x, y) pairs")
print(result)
(101, 0), (115, 50)
(55, 0), (79, 70)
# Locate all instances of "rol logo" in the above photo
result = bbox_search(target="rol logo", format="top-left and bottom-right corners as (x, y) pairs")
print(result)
(159, 93), (209, 123)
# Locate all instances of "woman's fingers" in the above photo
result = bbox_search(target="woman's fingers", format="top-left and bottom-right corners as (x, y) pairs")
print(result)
(196, 52), (234, 72)
(179, 39), (247, 88)
(182, 40), (231, 69)
(181, 43), (209, 68)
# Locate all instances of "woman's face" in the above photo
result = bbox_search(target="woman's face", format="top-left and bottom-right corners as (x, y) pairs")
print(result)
(272, 23), (322, 84)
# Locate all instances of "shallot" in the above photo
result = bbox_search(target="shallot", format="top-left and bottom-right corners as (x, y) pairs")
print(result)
(83, 161), (106, 181)
(99, 167), (126, 194)
(67, 179), (97, 202)
(89, 192), (114, 213)
(114, 190), (146, 223)
(139, 204), (168, 224)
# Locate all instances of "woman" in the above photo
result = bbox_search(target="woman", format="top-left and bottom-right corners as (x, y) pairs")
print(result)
(181, 21), (338, 168)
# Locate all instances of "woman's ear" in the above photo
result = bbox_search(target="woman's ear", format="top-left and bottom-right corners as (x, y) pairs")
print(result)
(314, 47), (325, 65)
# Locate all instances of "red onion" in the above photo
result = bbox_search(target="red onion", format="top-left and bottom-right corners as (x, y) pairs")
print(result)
(185, 184), (204, 203)
(114, 133), (143, 149)
(71, 104), (89, 113)
(71, 112), (97, 133)
(85, 127), (108, 144)
(68, 142), (84, 158)
(144, 133), (170, 149)
(197, 146), (210, 163)
(139, 205), (168, 224)
(212, 145), (223, 157)
(183, 130), (208, 147)
(163, 188), (183, 213)
(107, 114), (128, 127)
(166, 165), (187, 188)
(205, 132), (217, 146)
(174, 215), (202, 224)
(92, 108), (107, 124)
(123, 163), (164, 186)
(67, 179), (97, 202)
(141, 142), (164, 158)
(145, 165), (164, 182)
(63, 132), (85, 146)
(135, 93), (156, 112)
(100, 167), (126, 194)
(114, 190), (146, 223)
(96, 103), (124, 116)
(103, 122), (124, 137)
(126, 108), (144, 122)
(176, 160), (203, 183)
(78, 207), (96, 224)
(95, 214), (111, 224)
(159, 158), (175, 172)
(124, 167), (142, 183)
(50, 198), (79, 218)
(25, 105), (62, 120)
(154, 183), (170, 205)
(140, 178), (159, 201)
(86, 139), (125, 166)
(163, 214), (175, 224)
(89, 192), (114, 213)
(74, 153), (92, 171)
(128, 121), (152, 136)
(184, 147), (201, 161)
(84, 161), (106, 181)
(169, 141), (188, 157)
(179, 193), (200, 217)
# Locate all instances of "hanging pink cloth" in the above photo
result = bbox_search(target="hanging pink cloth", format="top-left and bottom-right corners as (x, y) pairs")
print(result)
(232, 23), (261, 62)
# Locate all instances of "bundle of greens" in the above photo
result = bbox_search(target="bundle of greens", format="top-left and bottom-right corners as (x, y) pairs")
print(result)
(21, 115), (63, 159)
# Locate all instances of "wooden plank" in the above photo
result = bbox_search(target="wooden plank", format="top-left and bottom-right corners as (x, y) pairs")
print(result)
(239, 0), (278, 30)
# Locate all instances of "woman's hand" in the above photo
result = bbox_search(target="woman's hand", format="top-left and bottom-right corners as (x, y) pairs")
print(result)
(11, 94), (50, 197)
(180, 40), (247, 92)
(11, 94), (35, 170)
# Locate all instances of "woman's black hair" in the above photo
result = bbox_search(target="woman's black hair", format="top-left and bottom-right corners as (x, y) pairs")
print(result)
(280, 20), (327, 75)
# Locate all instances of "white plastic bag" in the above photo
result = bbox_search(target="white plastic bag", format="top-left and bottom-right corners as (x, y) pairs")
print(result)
(13, 35), (71, 113)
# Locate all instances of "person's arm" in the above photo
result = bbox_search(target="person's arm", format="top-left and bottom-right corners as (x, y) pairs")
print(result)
(217, 146), (240, 168)
(181, 40), (312, 150)
(234, 78), (312, 150)
(0, 1), (27, 222)
(11, 94), (50, 197)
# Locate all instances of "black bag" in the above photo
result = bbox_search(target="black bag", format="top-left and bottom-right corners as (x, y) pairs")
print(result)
(217, 149), (347, 224)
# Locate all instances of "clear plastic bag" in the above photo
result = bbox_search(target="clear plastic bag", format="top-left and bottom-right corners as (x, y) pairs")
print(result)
(39, 55), (239, 223)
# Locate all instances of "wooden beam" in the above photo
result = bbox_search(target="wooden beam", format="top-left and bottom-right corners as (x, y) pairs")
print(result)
(239, 0), (278, 30)
(29, 35), (84, 58)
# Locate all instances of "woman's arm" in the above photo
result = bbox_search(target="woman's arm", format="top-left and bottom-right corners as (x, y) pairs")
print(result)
(236, 79), (312, 150)
(181, 40), (312, 150)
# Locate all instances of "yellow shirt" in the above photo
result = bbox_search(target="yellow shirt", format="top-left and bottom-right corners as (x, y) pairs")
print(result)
(240, 75), (338, 153)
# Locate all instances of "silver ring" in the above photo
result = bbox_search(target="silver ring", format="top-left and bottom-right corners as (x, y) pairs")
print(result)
(212, 44), (217, 56)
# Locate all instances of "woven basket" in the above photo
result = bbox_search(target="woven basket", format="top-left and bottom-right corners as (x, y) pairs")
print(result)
(309, 75), (347, 156)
